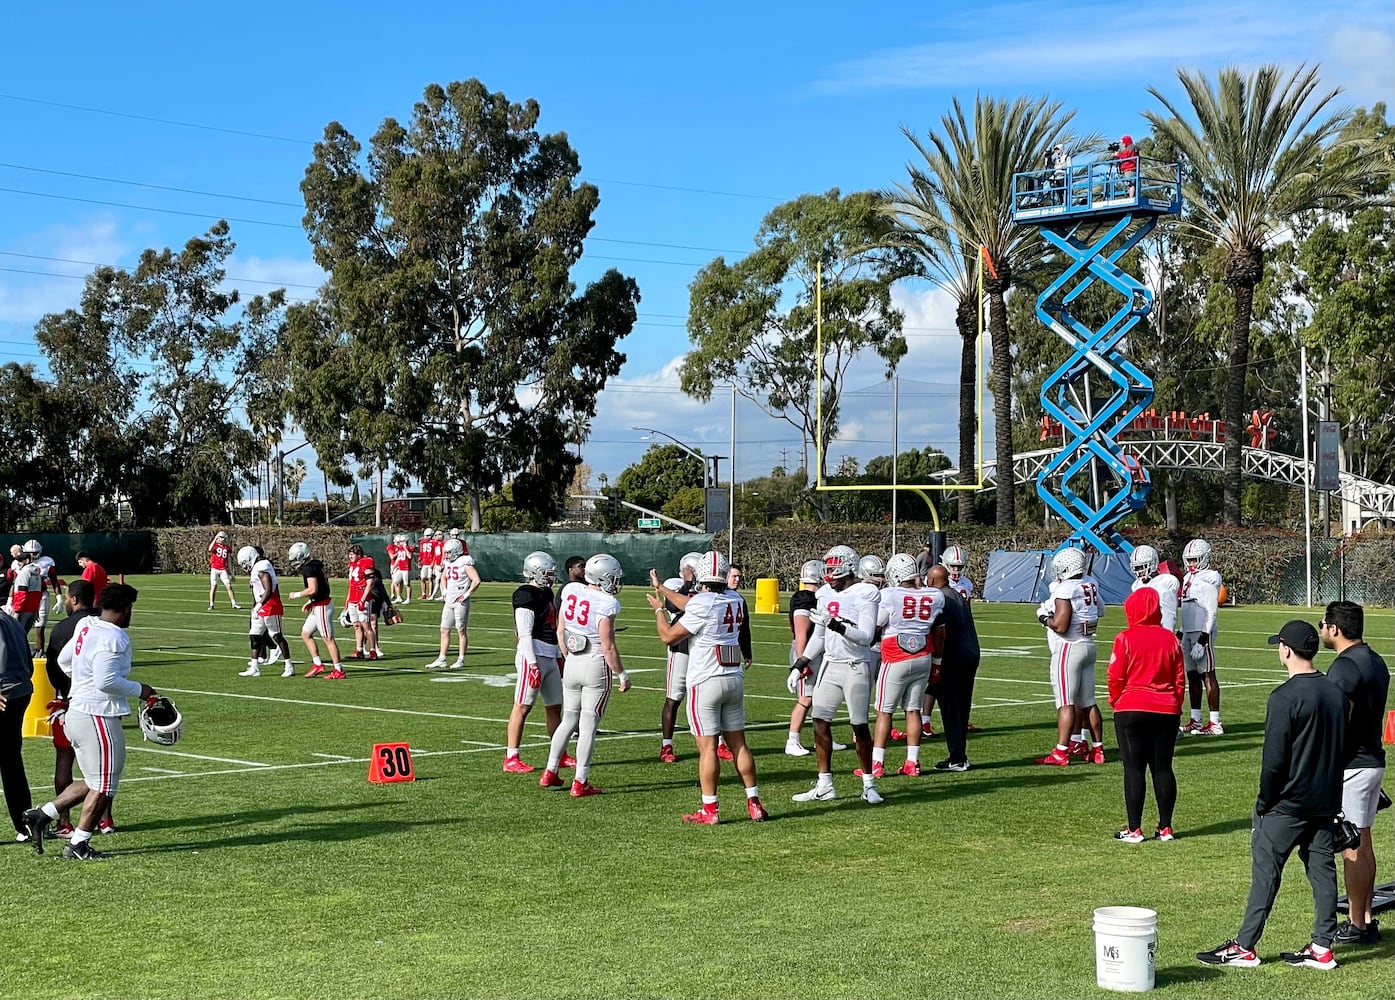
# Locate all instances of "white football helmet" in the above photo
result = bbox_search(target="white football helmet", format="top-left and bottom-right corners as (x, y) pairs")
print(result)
(523, 551), (557, 586)
(942, 545), (966, 580)
(21, 539), (41, 557)
(139, 696), (183, 746)
(885, 553), (918, 587)
(443, 539), (464, 561)
(679, 551), (704, 579)
(1183, 538), (1211, 571)
(449, 528), (461, 538)
(823, 546), (858, 581)
(858, 555), (886, 584)
(799, 559), (825, 585)
(1131, 545), (1159, 581)
(696, 550), (730, 584)
(393, 533), (407, 545)
(236, 545), (259, 572)
(215, 531), (228, 542)
(585, 553), (624, 595)
(288, 542), (311, 568)
(1052, 547), (1087, 580)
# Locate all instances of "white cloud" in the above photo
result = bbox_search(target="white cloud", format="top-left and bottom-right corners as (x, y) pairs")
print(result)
(0, 216), (131, 324)
(225, 254), (325, 301)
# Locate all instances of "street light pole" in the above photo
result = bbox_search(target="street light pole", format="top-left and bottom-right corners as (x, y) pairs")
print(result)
(631, 426), (725, 489)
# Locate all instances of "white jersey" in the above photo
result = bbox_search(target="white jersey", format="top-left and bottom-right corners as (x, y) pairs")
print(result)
(558, 581), (620, 644)
(1179, 568), (1221, 635)
(805, 580), (880, 664)
(250, 558), (279, 603)
(442, 555), (476, 602)
(1132, 574), (1179, 632)
(949, 575), (974, 600)
(61, 616), (141, 718)
(682, 589), (746, 687)
(878, 585), (943, 639)
(33, 555), (56, 586)
(1049, 575), (1102, 642)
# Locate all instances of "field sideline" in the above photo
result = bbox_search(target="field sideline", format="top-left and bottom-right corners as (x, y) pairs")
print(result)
(1, 575), (1391, 1000)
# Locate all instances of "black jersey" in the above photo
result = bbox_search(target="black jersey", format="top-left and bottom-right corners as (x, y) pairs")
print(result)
(788, 588), (817, 634)
(300, 560), (332, 606)
(513, 584), (558, 646)
(666, 579), (695, 654)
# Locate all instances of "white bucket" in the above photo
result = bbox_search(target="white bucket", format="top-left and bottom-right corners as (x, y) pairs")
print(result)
(1093, 906), (1157, 992)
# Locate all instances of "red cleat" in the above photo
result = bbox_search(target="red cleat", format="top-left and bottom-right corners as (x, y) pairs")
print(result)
(853, 762), (886, 778)
(1088, 746), (1107, 765)
(890, 728), (907, 741)
(746, 798), (769, 822)
(54, 822), (75, 837)
(305, 665), (326, 678)
(367, 650), (379, 661)
(350, 650), (364, 660)
(538, 769), (564, 788)
(558, 752), (578, 769)
(717, 744), (735, 761)
(683, 806), (720, 824)
(502, 756), (535, 774)
(97, 819), (117, 834)
(967, 722), (981, 732)
(570, 780), (603, 798)
(1034, 748), (1071, 766)
(658, 745), (678, 763)
(1068, 740), (1088, 758)
(898, 760), (921, 776)
(325, 669), (347, 680)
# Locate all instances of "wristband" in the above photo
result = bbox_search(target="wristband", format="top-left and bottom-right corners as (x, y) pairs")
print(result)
(617, 669), (629, 685)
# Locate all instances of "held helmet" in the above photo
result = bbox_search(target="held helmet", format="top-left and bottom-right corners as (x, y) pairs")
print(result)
(236, 545), (259, 572)
(941, 545), (966, 580)
(523, 551), (557, 586)
(799, 559), (825, 585)
(1052, 547), (1087, 580)
(585, 553), (624, 595)
(885, 553), (919, 588)
(857, 555), (886, 584)
(1183, 538), (1211, 572)
(1130, 545), (1159, 581)
(139, 696), (183, 746)
(443, 539), (464, 561)
(679, 551), (704, 579)
(288, 542), (311, 569)
(696, 551), (730, 585)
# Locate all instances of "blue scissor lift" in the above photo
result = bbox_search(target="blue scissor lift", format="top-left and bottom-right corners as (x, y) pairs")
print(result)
(1011, 155), (1182, 554)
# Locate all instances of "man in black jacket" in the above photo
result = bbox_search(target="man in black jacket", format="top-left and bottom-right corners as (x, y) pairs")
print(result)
(0, 609), (35, 842)
(1198, 620), (1347, 971)
(927, 564), (980, 772)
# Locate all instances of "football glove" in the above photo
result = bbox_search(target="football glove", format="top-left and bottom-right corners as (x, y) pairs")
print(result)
(807, 608), (831, 628)
(1197, 632), (1209, 645)
(1190, 642), (1206, 661)
(787, 656), (812, 694)
(1038, 612), (1053, 627)
(46, 698), (68, 725)
(825, 616), (847, 635)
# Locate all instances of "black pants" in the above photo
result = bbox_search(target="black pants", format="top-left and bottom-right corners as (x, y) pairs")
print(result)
(0, 690), (33, 834)
(937, 657), (979, 764)
(1237, 810), (1338, 950)
(1113, 710), (1179, 831)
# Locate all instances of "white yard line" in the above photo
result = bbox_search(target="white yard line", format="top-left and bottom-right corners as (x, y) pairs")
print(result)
(155, 686), (552, 728)
(310, 752), (356, 761)
(127, 745), (272, 767)
(139, 766), (185, 775)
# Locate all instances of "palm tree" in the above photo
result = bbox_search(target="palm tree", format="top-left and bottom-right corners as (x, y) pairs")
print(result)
(896, 96), (1079, 525)
(1145, 65), (1385, 524)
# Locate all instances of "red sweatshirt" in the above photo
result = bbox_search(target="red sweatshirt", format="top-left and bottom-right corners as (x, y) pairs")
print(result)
(1107, 586), (1186, 714)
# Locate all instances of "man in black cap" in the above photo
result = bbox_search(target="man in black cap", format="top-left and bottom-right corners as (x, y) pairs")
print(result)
(1198, 620), (1347, 970)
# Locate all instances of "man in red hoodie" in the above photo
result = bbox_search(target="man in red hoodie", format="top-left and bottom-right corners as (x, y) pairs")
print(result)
(1107, 585), (1187, 843)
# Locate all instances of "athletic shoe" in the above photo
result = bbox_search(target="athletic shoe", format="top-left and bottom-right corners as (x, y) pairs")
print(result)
(62, 840), (109, 861)
(1197, 721), (1225, 736)
(831, 740), (849, 751)
(1179, 719), (1202, 736)
(423, 657), (447, 669)
(899, 760), (921, 777)
(367, 650), (379, 661)
(1068, 740), (1088, 758)
(239, 664), (261, 677)
(21, 808), (50, 855)
(853, 762), (885, 779)
(373, 648), (383, 658)
(231, 602), (242, 610)
(717, 743), (735, 761)
(98, 819), (116, 835)
(923, 726), (936, 737)
(350, 650), (364, 660)
(1279, 943), (1336, 969)
(1034, 748), (1070, 766)
(746, 798), (769, 822)
(784, 741), (811, 757)
(658, 745), (678, 763)
(502, 756), (535, 774)
(558, 753), (578, 769)
(683, 807), (719, 825)
(538, 769), (564, 788)
(570, 780), (602, 798)
(861, 785), (885, 805)
(1088, 746), (1107, 765)
(966, 722), (981, 732)
(305, 665), (326, 678)
(280, 664), (295, 678)
(207, 604), (215, 611)
(1196, 940), (1260, 967)
(1333, 920), (1380, 944)
(933, 758), (970, 772)
(53, 821), (74, 838)
(1114, 828), (1145, 844)
(890, 728), (907, 741)
(1156, 827), (1176, 842)
(792, 784), (837, 802)
(325, 669), (347, 680)
(448, 659), (465, 671)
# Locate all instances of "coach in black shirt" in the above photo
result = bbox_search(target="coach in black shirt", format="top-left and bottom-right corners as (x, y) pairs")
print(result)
(1199, 619), (1347, 970)
(1321, 601), (1390, 944)
(928, 564), (980, 772)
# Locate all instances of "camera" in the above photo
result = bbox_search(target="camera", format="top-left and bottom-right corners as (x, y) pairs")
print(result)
(1107, 142), (1121, 152)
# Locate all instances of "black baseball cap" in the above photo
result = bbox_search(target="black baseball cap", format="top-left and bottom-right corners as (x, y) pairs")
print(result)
(1268, 620), (1319, 658)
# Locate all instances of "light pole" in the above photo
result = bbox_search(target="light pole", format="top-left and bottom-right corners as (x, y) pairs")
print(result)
(631, 426), (725, 488)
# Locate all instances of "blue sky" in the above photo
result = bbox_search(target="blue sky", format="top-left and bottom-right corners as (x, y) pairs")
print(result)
(1, 1), (1390, 496)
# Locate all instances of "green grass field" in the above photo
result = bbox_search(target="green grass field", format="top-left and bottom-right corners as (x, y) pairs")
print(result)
(2, 576), (1390, 999)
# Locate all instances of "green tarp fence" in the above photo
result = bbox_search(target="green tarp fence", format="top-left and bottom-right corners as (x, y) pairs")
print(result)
(350, 531), (715, 585)
(0, 532), (156, 576)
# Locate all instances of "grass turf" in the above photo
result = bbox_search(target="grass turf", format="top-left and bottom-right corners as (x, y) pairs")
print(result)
(1, 575), (1391, 999)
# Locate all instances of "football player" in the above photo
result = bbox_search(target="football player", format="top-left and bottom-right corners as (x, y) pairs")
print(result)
(418, 529), (436, 602)
(1179, 538), (1224, 735)
(237, 546), (293, 678)
(1034, 547), (1105, 766)
(785, 560), (825, 757)
(1131, 545), (1179, 632)
(788, 545), (884, 804)
(425, 538), (480, 669)
(29, 543), (60, 655)
(503, 552), (570, 773)
(648, 551), (767, 824)
(287, 542), (345, 679)
(942, 545), (975, 601)
(650, 552), (702, 763)
(343, 545), (377, 660)
(41, 579), (108, 836)
(539, 554), (632, 797)
(207, 530), (240, 611)
(866, 553), (943, 777)
(388, 534), (413, 606)
(429, 530), (448, 600)
(7, 540), (45, 638)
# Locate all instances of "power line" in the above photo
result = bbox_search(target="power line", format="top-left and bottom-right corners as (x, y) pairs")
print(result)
(0, 186), (302, 229)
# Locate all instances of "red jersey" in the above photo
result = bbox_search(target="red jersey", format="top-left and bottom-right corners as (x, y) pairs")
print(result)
(429, 539), (443, 567)
(209, 541), (230, 571)
(390, 544), (414, 573)
(346, 556), (375, 604)
(81, 561), (109, 598)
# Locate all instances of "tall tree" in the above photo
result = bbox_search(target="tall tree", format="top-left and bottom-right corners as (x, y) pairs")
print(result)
(1145, 65), (1387, 523)
(681, 189), (908, 482)
(899, 96), (1081, 525)
(613, 444), (704, 515)
(291, 79), (638, 529)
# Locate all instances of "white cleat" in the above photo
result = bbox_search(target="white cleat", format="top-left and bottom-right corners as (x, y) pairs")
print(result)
(832, 740), (849, 751)
(784, 741), (812, 757)
(208, 604), (215, 611)
(280, 664), (295, 678)
(239, 664), (261, 678)
(861, 785), (885, 805)
(232, 602), (242, 610)
(400, 597), (409, 605)
(792, 784), (837, 803)
(424, 657), (448, 669)
(448, 659), (465, 670)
